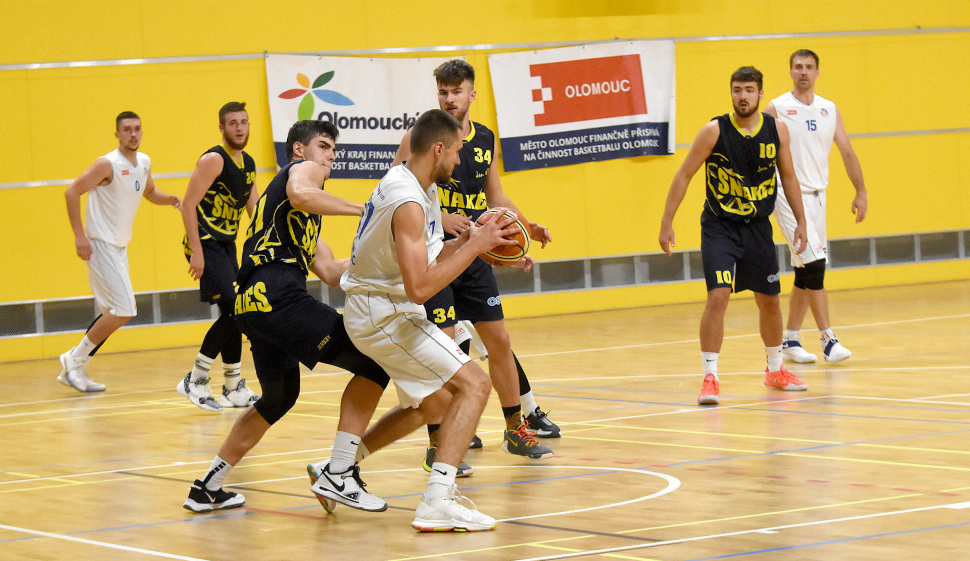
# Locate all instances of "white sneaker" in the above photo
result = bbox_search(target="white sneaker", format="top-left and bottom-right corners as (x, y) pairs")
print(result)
(310, 460), (387, 512)
(412, 485), (496, 532)
(176, 373), (223, 411)
(306, 462), (338, 512)
(782, 337), (817, 363)
(219, 379), (260, 407)
(57, 349), (105, 392)
(822, 336), (852, 362)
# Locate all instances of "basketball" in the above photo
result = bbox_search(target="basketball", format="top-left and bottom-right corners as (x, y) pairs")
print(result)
(475, 208), (531, 267)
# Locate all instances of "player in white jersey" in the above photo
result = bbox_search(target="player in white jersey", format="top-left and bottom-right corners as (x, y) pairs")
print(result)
(767, 50), (868, 363)
(337, 109), (518, 532)
(59, 112), (181, 392)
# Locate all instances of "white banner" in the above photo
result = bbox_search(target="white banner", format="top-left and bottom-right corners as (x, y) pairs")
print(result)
(265, 54), (455, 179)
(487, 41), (676, 171)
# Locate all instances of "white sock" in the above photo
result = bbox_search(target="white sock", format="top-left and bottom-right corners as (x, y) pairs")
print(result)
(329, 431), (360, 473)
(820, 328), (835, 342)
(702, 352), (719, 381)
(784, 329), (800, 341)
(424, 462), (457, 501)
(223, 362), (241, 390)
(191, 354), (215, 383)
(520, 391), (539, 416)
(355, 442), (371, 464)
(766, 345), (783, 372)
(202, 456), (232, 491)
(74, 335), (97, 358)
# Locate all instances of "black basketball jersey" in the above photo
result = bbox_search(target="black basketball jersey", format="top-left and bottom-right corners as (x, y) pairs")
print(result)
(437, 121), (494, 231)
(192, 145), (256, 242)
(238, 161), (320, 285)
(703, 113), (780, 222)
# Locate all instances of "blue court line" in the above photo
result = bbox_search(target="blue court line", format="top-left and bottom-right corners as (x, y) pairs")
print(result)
(684, 520), (970, 560)
(738, 407), (970, 425)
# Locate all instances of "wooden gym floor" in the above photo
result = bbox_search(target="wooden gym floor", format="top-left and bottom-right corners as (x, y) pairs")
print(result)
(0, 280), (967, 560)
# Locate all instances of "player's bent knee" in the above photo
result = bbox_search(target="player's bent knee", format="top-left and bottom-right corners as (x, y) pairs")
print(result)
(448, 363), (491, 399)
(793, 259), (826, 290)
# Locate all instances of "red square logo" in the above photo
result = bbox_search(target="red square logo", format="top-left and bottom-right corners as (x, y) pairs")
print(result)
(530, 54), (647, 126)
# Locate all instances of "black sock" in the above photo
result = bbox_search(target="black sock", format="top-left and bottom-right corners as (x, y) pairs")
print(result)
(514, 353), (531, 394)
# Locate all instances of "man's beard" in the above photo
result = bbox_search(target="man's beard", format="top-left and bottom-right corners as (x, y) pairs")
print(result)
(224, 132), (249, 150)
(734, 100), (759, 118)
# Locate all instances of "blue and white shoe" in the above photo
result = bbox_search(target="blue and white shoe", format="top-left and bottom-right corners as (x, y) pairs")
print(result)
(822, 335), (852, 362)
(782, 337), (817, 363)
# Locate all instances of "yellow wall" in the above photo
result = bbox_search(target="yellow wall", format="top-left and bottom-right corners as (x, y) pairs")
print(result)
(1, 1), (968, 358)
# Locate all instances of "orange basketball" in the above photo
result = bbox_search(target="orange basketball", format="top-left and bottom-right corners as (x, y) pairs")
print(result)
(475, 209), (531, 267)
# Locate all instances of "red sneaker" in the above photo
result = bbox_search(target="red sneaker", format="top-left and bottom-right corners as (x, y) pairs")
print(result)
(698, 373), (720, 405)
(764, 366), (808, 391)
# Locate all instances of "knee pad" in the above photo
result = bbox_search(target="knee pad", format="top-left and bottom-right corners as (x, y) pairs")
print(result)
(793, 259), (826, 290)
(216, 299), (235, 318)
(255, 384), (300, 425)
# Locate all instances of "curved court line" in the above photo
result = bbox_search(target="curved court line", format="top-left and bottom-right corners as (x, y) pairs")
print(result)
(454, 465), (683, 522)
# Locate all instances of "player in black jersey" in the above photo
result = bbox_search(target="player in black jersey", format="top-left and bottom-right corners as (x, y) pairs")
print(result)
(392, 60), (558, 469)
(177, 102), (260, 412)
(184, 120), (455, 514)
(659, 66), (809, 406)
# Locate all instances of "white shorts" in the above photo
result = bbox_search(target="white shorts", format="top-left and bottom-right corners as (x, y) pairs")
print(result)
(87, 239), (137, 317)
(344, 291), (469, 409)
(774, 188), (828, 267)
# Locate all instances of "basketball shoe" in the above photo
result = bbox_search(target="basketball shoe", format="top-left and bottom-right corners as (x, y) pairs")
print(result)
(502, 421), (554, 459)
(763, 367), (808, 391)
(57, 349), (105, 393)
(183, 480), (245, 512)
(524, 408), (561, 438)
(219, 378), (260, 408)
(423, 447), (474, 477)
(176, 373), (223, 411)
(306, 462), (337, 512)
(822, 334), (852, 362)
(698, 373), (720, 405)
(468, 435), (483, 449)
(309, 460), (387, 512)
(412, 485), (496, 532)
(782, 335), (817, 363)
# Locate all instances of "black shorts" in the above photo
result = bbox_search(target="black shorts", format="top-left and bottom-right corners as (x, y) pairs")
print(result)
(700, 213), (780, 295)
(423, 257), (504, 328)
(187, 238), (238, 304)
(235, 264), (390, 394)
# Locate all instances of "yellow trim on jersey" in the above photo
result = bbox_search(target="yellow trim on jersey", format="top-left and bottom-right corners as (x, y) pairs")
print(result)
(221, 143), (245, 169)
(464, 122), (477, 144)
(729, 112), (764, 138)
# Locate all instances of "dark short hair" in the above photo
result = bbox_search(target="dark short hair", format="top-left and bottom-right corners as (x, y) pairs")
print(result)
(730, 66), (763, 91)
(219, 102), (247, 124)
(434, 59), (475, 87)
(285, 120), (340, 162)
(790, 49), (820, 68)
(116, 111), (140, 130)
(409, 109), (461, 155)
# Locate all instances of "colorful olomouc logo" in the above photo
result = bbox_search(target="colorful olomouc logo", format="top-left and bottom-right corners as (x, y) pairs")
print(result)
(278, 72), (355, 120)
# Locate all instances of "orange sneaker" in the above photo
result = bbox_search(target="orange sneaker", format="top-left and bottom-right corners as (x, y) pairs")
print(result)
(764, 367), (808, 391)
(698, 373), (720, 405)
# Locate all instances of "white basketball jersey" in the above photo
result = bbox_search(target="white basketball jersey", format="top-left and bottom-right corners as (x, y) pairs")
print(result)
(341, 164), (444, 298)
(85, 149), (151, 247)
(771, 92), (837, 193)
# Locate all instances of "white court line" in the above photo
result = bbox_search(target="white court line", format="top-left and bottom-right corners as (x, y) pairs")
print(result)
(830, 395), (970, 407)
(0, 523), (208, 560)
(513, 500), (970, 561)
(916, 393), (970, 400)
(533, 365), (969, 384)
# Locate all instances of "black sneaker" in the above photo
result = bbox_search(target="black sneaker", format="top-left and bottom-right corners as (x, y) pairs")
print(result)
(469, 435), (484, 449)
(423, 447), (474, 477)
(502, 422), (554, 459)
(183, 480), (245, 512)
(524, 408), (561, 438)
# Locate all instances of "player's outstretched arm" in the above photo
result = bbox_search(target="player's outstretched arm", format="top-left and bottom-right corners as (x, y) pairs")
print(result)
(775, 121), (808, 254)
(395, 202), (515, 305)
(181, 153), (223, 280)
(64, 158), (113, 261)
(309, 237), (349, 288)
(143, 173), (181, 209)
(833, 109), (867, 223)
(287, 161), (364, 217)
(659, 122), (719, 256)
